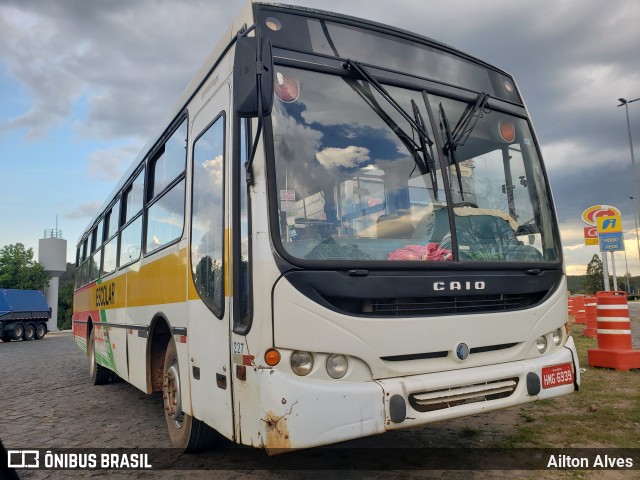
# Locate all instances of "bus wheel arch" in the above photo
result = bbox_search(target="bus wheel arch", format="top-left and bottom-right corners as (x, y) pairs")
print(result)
(87, 318), (111, 385)
(162, 335), (221, 451)
(147, 314), (172, 393)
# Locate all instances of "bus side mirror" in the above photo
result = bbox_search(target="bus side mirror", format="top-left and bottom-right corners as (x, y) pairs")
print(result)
(233, 35), (274, 118)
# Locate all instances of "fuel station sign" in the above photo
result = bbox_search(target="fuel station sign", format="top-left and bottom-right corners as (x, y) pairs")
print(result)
(582, 204), (621, 226)
(582, 205), (625, 292)
(582, 205), (624, 252)
(583, 226), (598, 246)
(597, 214), (624, 251)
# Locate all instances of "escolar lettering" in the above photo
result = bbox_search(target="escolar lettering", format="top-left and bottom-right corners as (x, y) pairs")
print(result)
(96, 282), (116, 307)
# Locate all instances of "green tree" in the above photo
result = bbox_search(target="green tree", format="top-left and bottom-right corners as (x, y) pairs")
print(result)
(616, 272), (634, 294)
(584, 254), (604, 294)
(58, 282), (74, 330)
(58, 262), (76, 329)
(0, 243), (49, 290)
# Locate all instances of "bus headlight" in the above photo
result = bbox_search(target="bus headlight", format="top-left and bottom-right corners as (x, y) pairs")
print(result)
(536, 336), (548, 354)
(326, 354), (348, 379)
(552, 328), (563, 346)
(290, 351), (313, 376)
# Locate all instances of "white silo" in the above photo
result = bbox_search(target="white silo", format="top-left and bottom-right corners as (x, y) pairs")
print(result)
(38, 228), (67, 333)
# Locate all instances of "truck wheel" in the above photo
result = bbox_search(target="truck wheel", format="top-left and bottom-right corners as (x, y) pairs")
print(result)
(23, 324), (35, 341)
(12, 323), (24, 341)
(88, 329), (112, 385)
(1, 334), (12, 342)
(162, 338), (219, 452)
(35, 323), (47, 340)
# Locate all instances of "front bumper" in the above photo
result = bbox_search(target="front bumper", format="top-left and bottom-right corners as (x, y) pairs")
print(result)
(258, 336), (579, 450)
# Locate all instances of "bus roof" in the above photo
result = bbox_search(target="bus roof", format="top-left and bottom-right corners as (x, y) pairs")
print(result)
(80, 0), (512, 243)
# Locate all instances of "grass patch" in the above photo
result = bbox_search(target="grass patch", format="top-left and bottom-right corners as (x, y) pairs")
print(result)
(495, 323), (640, 448)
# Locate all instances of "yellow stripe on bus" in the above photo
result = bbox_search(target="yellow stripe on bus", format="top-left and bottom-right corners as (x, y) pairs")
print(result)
(74, 243), (234, 313)
(127, 249), (187, 307)
(75, 248), (193, 312)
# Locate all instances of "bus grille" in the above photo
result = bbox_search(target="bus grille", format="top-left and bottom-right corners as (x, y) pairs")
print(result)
(408, 378), (519, 413)
(365, 293), (545, 317)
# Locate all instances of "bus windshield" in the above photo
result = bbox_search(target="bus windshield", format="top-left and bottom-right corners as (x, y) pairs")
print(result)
(270, 66), (560, 263)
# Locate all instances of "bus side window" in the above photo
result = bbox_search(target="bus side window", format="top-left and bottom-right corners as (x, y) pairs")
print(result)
(191, 114), (225, 317)
(102, 200), (119, 276)
(119, 169), (144, 267)
(146, 119), (187, 254)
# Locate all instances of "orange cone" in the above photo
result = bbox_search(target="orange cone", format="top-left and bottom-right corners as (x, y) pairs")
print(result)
(587, 291), (640, 371)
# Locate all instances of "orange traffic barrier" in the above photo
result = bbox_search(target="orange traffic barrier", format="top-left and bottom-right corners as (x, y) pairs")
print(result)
(587, 291), (640, 371)
(568, 296), (575, 322)
(583, 295), (597, 338)
(574, 296), (586, 324)
(569, 296), (581, 317)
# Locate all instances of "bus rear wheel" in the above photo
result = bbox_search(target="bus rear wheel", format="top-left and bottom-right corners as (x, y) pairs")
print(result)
(162, 338), (219, 452)
(88, 329), (111, 385)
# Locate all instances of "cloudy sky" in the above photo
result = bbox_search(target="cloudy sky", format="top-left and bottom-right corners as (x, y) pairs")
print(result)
(0, 0), (638, 277)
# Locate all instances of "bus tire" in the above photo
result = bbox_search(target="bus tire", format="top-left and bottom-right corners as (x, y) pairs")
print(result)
(23, 324), (35, 341)
(162, 338), (219, 452)
(35, 323), (47, 340)
(88, 329), (111, 385)
(12, 323), (24, 341)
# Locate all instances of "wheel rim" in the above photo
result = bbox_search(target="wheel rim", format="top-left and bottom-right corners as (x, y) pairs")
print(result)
(89, 333), (96, 378)
(164, 361), (184, 428)
(26, 326), (34, 338)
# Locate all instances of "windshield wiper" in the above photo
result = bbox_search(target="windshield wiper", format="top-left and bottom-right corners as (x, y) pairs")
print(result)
(438, 92), (490, 200)
(411, 99), (438, 199)
(342, 60), (439, 199)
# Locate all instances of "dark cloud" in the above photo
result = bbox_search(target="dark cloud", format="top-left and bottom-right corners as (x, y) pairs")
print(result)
(0, 0), (231, 139)
(0, 0), (638, 271)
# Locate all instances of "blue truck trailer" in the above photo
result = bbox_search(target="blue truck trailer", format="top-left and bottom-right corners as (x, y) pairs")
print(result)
(0, 289), (50, 342)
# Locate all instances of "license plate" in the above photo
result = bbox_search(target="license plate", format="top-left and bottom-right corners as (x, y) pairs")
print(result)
(542, 363), (574, 389)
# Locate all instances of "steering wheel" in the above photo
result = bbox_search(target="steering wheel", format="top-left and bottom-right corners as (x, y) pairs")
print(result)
(453, 201), (478, 208)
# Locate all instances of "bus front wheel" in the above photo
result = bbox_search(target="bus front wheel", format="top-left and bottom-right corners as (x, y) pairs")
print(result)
(162, 338), (219, 452)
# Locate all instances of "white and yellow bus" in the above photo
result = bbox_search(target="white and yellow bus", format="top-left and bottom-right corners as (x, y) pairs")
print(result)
(73, 1), (579, 452)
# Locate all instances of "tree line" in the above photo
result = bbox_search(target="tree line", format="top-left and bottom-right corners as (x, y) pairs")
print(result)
(569, 254), (638, 296)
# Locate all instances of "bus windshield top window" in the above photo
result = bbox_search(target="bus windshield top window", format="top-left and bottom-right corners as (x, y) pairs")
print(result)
(258, 10), (521, 104)
(271, 66), (560, 263)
